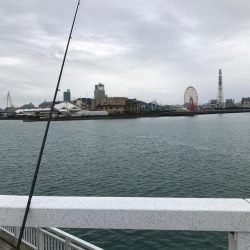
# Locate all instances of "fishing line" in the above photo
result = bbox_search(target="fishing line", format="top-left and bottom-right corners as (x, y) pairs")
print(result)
(16, 1), (81, 249)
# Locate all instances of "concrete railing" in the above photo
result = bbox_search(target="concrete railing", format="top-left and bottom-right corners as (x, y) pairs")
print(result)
(1, 195), (250, 249)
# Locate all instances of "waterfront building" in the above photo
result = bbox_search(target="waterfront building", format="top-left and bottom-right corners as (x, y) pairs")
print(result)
(39, 101), (53, 109)
(138, 101), (169, 112)
(163, 105), (174, 111)
(63, 89), (71, 102)
(210, 99), (218, 109)
(94, 97), (127, 113)
(125, 99), (139, 113)
(92, 83), (138, 113)
(54, 101), (81, 115)
(241, 97), (250, 108)
(93, 96), (138, 114)
(137, 101), (148, 112)
(0, 107), (4, 116)
(21, 108), (56, 117)
(74, 98), (92, 110)
(147, 100), (159, 112)
(225, 99), (234, 109)
(203, 99), (220, 110)
(94, 83), (105, 99)
(217, 69), (224, 108)
(234, 102), (242, 108)
(21, 102), (36, 109)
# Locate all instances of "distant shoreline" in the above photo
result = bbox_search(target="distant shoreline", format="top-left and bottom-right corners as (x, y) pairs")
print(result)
(0, 109), (250, 122)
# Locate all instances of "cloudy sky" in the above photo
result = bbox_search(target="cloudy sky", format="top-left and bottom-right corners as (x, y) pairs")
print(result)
(0, 0), (250, 107)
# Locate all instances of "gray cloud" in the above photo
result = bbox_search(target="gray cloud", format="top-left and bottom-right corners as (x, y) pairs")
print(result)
(0, 0), (250, 107)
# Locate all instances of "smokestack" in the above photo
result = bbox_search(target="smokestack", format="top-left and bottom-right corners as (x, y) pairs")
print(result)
(217, 69), (224, 108)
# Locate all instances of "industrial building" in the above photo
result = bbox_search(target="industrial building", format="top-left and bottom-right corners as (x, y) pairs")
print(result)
(225, 99), (234, 109)
(63, 89), (71, 102)
(241, 97), (250, 108)
(93, 97), (138, 114)
(74, 98), (92, 110)
(92, 83), (138, 114)
(94, 83), (105, 99)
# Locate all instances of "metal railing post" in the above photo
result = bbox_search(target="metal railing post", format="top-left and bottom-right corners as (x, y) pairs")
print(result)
(229, 232), (250, 250)
(15, 227), (20, 245)
(0, 226), (103, 250)
(228, 232), (237, 250)
(65, 237), (71, 250)
(37, 228), (44, 250)
(236, 233), (250, 249)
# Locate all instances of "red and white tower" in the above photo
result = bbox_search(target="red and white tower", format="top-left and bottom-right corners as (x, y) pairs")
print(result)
(217, 69), (224, 108)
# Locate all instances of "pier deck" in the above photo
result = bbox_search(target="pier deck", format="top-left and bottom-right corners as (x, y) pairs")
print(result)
(0, 238), (14, 250)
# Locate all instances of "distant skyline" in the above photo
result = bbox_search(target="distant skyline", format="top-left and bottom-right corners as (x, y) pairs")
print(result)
(0, 0), (250, 107)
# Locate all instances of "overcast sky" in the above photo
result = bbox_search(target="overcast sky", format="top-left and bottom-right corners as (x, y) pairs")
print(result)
(0, 0), (250, 107)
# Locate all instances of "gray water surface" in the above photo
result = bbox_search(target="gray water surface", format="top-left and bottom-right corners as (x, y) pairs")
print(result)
(1, 113), (250, 249)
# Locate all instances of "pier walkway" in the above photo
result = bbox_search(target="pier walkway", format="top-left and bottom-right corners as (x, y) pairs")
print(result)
(0, 238), (14, 250)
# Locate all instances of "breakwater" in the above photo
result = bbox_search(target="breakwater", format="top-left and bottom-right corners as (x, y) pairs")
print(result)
(0, 108), (250, 122)
(19, 108), (250, 121)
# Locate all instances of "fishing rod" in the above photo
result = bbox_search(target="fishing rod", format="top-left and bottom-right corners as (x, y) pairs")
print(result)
(16, 0), (81, 249)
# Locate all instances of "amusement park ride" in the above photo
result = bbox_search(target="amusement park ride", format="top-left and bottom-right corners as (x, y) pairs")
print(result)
(184, 86), (198, 111)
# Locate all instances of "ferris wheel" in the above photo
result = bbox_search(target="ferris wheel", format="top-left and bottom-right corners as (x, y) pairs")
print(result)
(184, 86), (198, 111)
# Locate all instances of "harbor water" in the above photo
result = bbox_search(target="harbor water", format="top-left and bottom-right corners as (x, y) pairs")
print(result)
(1, 113), (250, 249)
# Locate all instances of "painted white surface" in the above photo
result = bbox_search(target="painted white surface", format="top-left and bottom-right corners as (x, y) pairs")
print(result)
(229, 232), (250, 250)
(1, 196), (250, 231)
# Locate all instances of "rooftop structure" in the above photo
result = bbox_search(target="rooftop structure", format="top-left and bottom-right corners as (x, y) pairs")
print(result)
(54, 102), (81, 113)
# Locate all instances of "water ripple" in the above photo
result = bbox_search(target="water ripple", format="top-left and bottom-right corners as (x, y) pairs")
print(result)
(1, 114), (250, 249)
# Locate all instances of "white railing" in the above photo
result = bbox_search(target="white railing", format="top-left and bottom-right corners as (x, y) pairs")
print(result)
(0, 226), (103, 250)
(1, 195), (250, 249)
